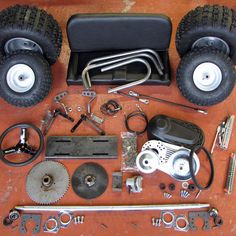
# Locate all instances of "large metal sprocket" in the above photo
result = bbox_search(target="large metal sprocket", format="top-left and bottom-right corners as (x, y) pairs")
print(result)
(26, 161), (69, 204)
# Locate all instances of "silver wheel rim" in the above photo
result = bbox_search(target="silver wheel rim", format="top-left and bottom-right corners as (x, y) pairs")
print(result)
(193, 62), (222, 91)
(7, 64), (35, 93)
(4, 37), (43, 54)
(192, 36), (230, 55)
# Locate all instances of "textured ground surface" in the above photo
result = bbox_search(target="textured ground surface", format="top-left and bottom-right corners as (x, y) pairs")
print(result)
(0, 0), (236, 235)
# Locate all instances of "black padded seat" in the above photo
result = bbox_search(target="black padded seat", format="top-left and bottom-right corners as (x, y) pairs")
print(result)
(66, 14), (172, 86)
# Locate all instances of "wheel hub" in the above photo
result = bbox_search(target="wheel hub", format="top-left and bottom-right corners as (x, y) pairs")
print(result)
(193, 62), (222, 91)
(192, 36), (230, 55)
(6, 64), (35, 93)
(4, 37), (43, 54)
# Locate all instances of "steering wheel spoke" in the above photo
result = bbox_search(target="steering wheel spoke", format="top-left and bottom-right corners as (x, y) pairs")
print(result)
(19, 128), (28, 144)
(22, 145), (37, 155)
(3, 146), (18, 155)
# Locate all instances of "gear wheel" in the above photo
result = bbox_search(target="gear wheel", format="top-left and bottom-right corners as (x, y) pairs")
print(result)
(72, 162), (108, 199)
(26, 161), (69, 204)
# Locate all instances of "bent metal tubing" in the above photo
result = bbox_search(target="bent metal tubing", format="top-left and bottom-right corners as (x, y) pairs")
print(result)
(82, 49), (161, 89)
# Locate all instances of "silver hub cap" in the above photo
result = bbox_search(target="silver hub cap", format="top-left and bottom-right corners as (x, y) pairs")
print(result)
(192, 36), (230, 55)
(193, 62), (222, 91)
(4, 37), (43, 54)
(7, 64), (35, 93)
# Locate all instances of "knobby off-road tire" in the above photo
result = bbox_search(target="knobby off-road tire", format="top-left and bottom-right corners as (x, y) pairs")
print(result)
(0, 50), (52, 107)
(176, 5), (236, 62)
(0, 5), (62, 64)
(176, 48), (236, 106)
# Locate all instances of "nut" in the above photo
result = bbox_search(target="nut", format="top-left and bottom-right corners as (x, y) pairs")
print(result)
(159, 183), (166, 190)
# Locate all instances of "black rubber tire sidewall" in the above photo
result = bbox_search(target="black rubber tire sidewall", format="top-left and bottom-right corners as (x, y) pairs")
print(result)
(177, 27), (236, 62)
(176, 48), (236, 106)
(176, 5), (236, 62)
(0, 51), (52, 107)
(0, 28), (59, 65)
(0, 5), (62, 64)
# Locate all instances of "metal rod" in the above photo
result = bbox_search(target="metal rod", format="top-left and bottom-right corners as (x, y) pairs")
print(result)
(210, 125), (221, 154)
(128, 91), (208, 115)
(107, 58), (151, 93)
(115, 91), (149, 104)
(15, 203), (210, 212)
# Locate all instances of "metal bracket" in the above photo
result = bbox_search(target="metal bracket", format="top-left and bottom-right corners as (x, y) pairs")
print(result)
(112, 172), (123, 192)
(53, 91), (72, 114)
(188, 211), (211, 231)
(58, 211), (74, 228)
(126, 176), (143, 193)
(82, 90), (96, 114)
(46, 136), (118, 159)
(161, 211), (176, 228)
(43, 216), (60, 233)
(19, 214), (41, 234)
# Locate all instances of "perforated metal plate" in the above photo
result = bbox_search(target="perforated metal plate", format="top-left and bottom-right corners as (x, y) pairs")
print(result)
(46, 136), (118, 159)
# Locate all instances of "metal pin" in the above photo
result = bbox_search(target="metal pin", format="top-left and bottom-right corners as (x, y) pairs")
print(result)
(210, 125), (221, 154)
(195, 190), (202, 199)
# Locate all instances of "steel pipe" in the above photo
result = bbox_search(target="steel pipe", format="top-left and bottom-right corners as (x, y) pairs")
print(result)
(15, 203), (210, 212)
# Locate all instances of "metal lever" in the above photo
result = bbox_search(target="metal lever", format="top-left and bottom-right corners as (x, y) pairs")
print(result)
(71, 114), (86, 133)
(71, 114), (105, 135)
(55, 109), (74, 122)
(42, 109), (74, 136)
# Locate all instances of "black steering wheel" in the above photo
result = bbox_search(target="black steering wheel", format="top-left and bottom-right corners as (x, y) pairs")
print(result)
(0, 123), (44, 167)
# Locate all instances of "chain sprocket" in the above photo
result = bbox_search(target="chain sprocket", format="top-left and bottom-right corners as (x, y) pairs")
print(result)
(26, 161), (69, 204)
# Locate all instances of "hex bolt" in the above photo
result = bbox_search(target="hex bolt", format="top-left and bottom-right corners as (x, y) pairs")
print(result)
(155, 218), (161, 227)
(80, 216), (84, 224)
(152, 217), (156, 226)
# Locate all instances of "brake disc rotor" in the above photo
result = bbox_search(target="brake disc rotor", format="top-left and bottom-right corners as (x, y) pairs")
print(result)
(26, 161), (69, 204)
(72, 162), (108, 199)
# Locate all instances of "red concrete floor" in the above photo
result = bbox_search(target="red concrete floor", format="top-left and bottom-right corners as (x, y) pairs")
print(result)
(0, 0), (236, 235)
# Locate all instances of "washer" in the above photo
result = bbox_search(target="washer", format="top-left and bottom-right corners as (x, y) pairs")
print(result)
(182, 182), (189, 189)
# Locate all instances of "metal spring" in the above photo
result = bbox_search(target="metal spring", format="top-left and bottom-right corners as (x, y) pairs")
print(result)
(224, 153), (236, 195)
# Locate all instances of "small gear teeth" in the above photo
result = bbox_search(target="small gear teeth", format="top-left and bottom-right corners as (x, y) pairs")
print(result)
(26, 161), (70, 204)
